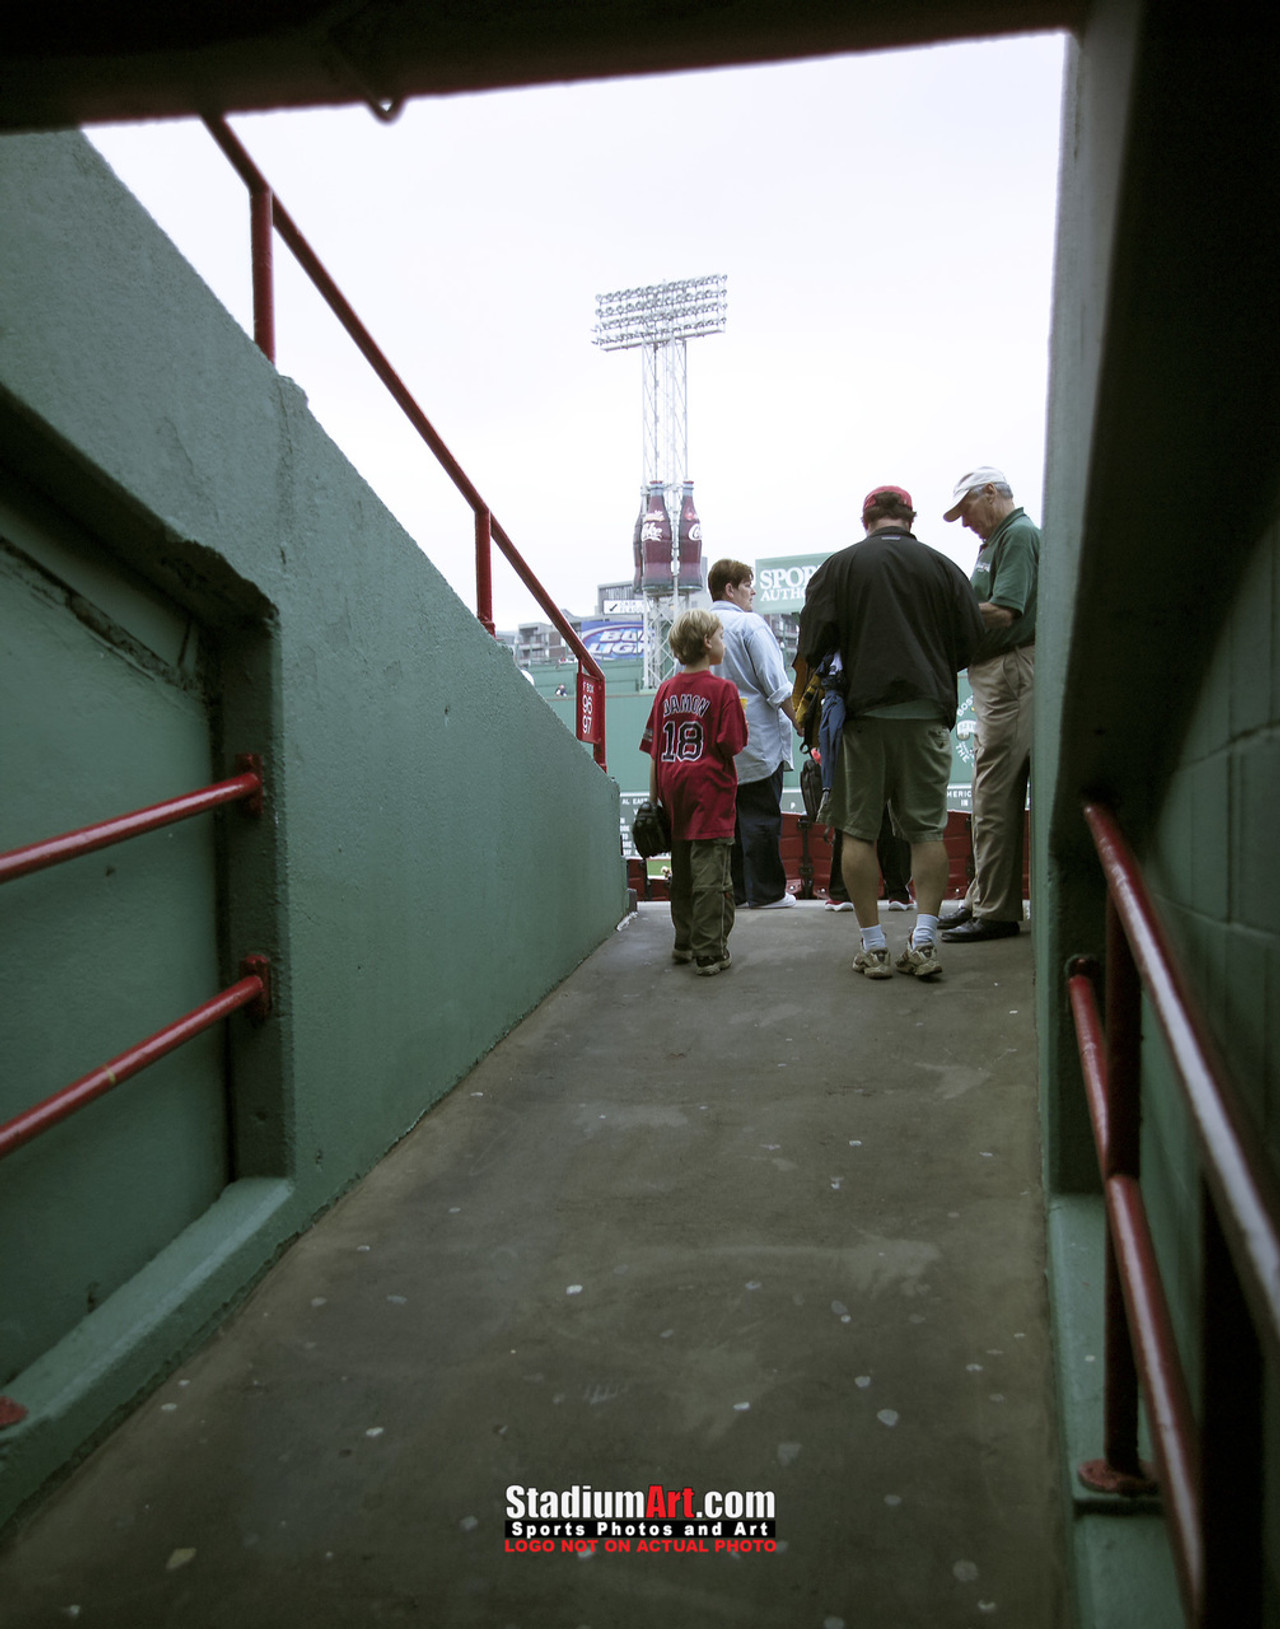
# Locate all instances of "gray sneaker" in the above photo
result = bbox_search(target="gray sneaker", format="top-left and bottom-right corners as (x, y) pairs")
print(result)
(696, 951), (732, 977)
(852, 946), (893, 980)
(896, 941), (943, 980)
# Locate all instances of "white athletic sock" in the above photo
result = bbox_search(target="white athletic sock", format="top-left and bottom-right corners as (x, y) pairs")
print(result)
(913, 914), (939, 948)
(860, 924), (887, 951)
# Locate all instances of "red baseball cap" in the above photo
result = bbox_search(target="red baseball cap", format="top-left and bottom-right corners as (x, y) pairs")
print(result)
(862, 485), (913, 516)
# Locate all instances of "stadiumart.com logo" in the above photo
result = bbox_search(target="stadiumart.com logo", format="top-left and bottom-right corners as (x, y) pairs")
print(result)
(504, 1484), (777, 1555)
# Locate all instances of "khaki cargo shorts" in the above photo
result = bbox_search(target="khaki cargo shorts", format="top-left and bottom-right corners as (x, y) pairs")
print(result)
(828, 716), (952, 844)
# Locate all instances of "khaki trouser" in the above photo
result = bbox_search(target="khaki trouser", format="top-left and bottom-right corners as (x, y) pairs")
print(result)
(670, 838), (735, 963)
(965, 646), (1033, 922)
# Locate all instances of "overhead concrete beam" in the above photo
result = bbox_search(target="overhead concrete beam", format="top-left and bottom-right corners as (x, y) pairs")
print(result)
(2, 0), (1080, 131)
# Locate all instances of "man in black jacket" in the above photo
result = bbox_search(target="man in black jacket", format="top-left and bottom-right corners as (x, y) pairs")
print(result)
(798, 485), (984, 980)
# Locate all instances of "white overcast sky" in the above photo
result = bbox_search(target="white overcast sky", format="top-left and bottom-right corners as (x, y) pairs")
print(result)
(88, 31), (1065, 631)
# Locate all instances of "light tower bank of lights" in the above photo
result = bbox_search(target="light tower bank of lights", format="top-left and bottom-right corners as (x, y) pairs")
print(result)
(593, 274), (728, 687)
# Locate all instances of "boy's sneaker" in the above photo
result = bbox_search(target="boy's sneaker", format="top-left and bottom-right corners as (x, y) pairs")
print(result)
(896, 942), (943, 980)
(695, 951), (732, 977)
(824, 898), (855, 912)
(672, 948), (693, 964)
(852, 947), (893, 980)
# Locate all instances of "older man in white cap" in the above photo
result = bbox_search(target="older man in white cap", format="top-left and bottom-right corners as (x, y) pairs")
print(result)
(940, 468), (1039, 942)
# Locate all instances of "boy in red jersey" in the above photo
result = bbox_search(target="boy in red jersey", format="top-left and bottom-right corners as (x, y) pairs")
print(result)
(640, 610), (749, 976)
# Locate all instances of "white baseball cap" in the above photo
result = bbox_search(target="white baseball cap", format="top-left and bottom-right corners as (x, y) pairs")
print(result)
(943, 467), (1007, 522)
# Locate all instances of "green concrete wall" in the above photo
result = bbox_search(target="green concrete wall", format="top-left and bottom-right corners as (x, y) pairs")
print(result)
(1, 472), (227, 1380)
(1145, 514), (1280, 1166)
(1038, 6), (1280, 1624)
(1142, 515), (1280, 1622)
(0, 130), (625, 1528)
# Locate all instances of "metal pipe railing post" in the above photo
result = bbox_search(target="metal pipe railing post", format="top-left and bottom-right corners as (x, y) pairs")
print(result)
(1100, 1227), (1145, 1477)
(251, 183), (275, 362)
(475, 507), (495, 636)
(1101, 893), (1147, 1480)
(1072, 944), (1160, 1502)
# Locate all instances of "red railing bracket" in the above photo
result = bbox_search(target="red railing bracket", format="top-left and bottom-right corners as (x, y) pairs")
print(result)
(235, 753), (264, 816)
(0, 1396), (28, 1430)
(240, 954), (272, 1021)
(1078, 1457), (1158, 1498)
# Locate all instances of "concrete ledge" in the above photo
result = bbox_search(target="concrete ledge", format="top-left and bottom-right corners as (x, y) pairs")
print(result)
(0, 1177), (294, 1532)
(1045, 1194), (1181, 1627)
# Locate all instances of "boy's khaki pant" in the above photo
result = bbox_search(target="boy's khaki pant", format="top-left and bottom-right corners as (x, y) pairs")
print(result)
(670, 838), (735, 963)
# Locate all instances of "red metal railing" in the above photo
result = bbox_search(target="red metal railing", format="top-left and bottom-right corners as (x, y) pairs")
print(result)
(1067, 799), (1280, 1627)
(1, 756), (271, 1155)
(0, 754), (263, 884)
(201, 115), (607, 772)
(1, 759), (272, 1426)
(0, 955), (271, 1163)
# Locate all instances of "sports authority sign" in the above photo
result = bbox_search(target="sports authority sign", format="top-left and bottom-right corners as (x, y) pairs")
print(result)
(505, 1482), (777, 1555)
(753, 553), (833, 615)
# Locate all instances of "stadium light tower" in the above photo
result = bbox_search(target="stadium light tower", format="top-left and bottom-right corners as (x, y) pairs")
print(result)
(594, 274), (728, 686)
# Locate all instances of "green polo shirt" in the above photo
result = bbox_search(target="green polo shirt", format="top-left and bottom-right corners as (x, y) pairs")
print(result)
(970, 507), (1039, 662)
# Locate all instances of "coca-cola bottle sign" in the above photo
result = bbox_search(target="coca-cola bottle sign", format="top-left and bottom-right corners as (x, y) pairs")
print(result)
(678, 480), (704, 590)
(640, 481), (674, 590)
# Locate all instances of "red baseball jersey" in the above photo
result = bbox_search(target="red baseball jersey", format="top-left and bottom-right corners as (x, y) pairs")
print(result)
(640, 670), (748, 841)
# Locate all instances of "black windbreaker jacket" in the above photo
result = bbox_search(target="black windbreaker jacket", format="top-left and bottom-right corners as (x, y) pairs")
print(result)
(797, 529), (984, 729)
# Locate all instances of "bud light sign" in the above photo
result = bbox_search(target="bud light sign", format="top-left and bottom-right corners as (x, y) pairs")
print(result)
(581, 619), (644, 660)
(753, 554), (834, 615)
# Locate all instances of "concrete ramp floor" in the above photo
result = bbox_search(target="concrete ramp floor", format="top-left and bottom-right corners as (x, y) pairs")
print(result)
(0, 901), (1066, 1628)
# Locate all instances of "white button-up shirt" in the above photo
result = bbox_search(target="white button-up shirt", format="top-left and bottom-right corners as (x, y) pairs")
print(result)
(710, 601), (794, 785)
